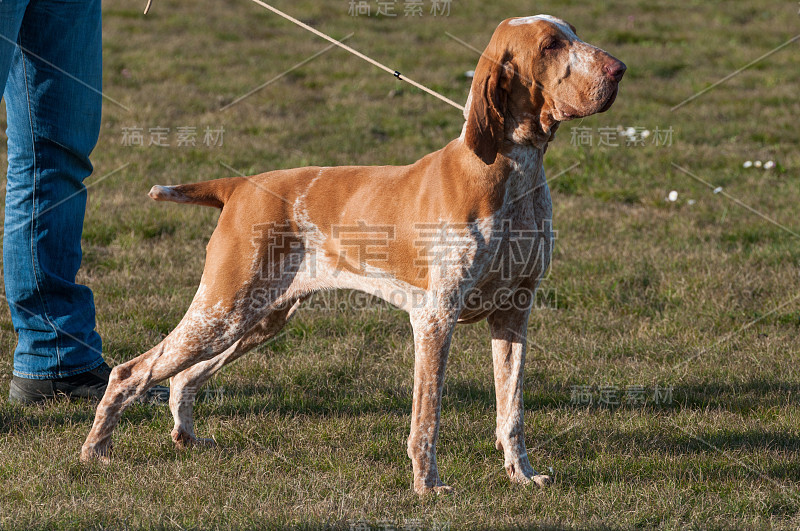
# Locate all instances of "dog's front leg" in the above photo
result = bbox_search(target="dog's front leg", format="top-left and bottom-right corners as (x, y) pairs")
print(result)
(407, 313), (456, 495)
(487, 305), (552, 487)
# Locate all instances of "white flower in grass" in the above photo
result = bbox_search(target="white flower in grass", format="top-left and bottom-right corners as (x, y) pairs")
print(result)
(668, 190), (678, 202)
(754, 160), (763, 168)
(764, 160), (775, 170)
(743, 160), (753, 168)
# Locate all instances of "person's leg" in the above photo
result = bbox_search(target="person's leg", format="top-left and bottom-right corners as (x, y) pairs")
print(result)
(3, 0), (103, 381)
(0, 1), (28, 92)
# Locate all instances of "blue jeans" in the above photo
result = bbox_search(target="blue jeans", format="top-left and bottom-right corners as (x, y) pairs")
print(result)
(1, 0), (104, 379)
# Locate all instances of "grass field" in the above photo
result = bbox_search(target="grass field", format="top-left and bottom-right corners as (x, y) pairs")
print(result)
(1, 0), (800, 528)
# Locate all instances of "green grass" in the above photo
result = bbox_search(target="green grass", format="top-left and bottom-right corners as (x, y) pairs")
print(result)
(2, 0), (800, 528)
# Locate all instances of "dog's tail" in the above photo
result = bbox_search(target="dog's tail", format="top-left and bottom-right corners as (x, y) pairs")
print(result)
(148, 178), (242, 209)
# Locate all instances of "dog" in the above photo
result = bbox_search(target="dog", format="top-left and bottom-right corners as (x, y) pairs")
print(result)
(81, 15), (625, 494)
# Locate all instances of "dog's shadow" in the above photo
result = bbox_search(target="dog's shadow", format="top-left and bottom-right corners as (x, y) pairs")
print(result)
(3, 378), (800, 459)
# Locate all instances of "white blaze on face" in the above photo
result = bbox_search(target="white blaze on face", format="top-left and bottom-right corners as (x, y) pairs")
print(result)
(508, 14), (579, 41)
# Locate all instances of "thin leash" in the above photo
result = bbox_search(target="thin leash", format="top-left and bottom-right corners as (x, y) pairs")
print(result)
(143, 0), (465, 112)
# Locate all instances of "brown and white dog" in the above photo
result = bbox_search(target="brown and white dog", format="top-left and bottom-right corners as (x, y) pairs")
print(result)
(81, 15), (625, 494)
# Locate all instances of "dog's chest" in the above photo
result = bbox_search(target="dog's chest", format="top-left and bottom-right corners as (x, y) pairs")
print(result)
(462, 148), (553, 315)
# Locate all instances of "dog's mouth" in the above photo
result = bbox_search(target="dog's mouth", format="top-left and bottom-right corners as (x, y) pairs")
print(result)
(554, 102), (580, 121)
(597, 85), (619, 113)
(554, 84), (619, 121)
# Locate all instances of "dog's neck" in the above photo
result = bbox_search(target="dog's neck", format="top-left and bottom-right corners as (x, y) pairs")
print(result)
(459, 91), (559, 152)
(457, 92), (554, 198)
(505, 103), (561, 151)
(453, 129), (547, 206)
(505, 143), (544, 172)
(502, 143), (545, 199)
(498, 103), (558, 197)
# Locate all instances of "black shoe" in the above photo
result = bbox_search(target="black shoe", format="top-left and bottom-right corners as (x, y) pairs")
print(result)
(8, 363), (170, 405)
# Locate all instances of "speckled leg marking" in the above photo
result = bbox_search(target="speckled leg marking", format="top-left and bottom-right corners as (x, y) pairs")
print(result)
(406, 312), (457, 495)
(488, 304), (552, 487)
(80, 284), (271, 463)
(169, 300), (302, 449)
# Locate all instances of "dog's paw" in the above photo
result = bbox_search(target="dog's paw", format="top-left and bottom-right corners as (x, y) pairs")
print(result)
(415, 483), (454, 496)
(171, 428), (216, 450)
(505, 463), (553, 487)
(79, 442), (112, 465)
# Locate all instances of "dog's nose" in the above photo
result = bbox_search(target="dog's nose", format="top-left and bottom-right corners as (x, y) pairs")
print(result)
(603, 60), (627, 82)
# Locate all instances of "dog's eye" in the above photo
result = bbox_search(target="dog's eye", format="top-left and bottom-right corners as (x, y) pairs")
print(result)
(543, 40), (562, 51)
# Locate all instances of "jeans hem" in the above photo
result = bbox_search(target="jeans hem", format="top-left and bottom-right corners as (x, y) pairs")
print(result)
(12, 356), (105, 380)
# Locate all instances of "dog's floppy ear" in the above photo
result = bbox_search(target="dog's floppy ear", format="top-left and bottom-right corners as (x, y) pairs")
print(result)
(464, 52), (513, 165)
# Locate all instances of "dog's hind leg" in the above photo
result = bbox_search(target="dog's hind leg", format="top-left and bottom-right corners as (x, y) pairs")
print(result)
(168, 298), (304, 448)
(80, 176), (308, 463)
(79, 280), (272, 463)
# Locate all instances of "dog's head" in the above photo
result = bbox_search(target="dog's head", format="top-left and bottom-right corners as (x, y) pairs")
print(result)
(464, 15), (626, 163)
